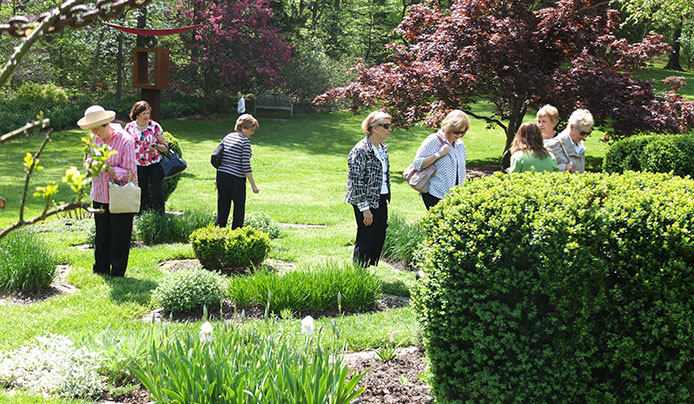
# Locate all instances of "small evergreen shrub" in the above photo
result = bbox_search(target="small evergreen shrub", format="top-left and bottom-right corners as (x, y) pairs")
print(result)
(413, 172), (694, 404)
(244, 212), (281, 239)
(135, 209), (214, 245)
(382, 213), (426, 268)
(228, 261), (382, 313)
(13, 82), (68, 101)
(0, 229), (58, 291)
(190, 225), (271, 271)
(157, 131), (183, 205)
(151, 269), (226, 313)
(603, 133), (694, 177)
(0, 335), (105, 398)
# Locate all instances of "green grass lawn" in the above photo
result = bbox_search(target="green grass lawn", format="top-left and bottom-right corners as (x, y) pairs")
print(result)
(0, 109), (609, 403)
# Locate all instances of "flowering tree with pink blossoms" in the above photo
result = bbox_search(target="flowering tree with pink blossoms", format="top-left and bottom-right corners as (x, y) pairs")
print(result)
(173, 0), (292, 94)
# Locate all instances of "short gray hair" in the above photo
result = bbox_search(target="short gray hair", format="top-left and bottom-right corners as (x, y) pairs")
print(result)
(568, 109), (594, 132)
(536, 104), (559, 124)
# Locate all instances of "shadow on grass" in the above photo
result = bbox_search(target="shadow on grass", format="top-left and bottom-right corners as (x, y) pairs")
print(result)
(105, 275), (158, 306)
(381, 280), (411, 297)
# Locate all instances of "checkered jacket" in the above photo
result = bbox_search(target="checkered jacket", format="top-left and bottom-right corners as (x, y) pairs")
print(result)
(345, 137), (390, 209)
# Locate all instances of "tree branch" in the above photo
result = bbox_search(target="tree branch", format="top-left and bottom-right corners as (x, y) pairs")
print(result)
(19, 129), (53, 223)
(0, 118), (50, 144)
(461, 109), (507, 131)
(0, 201), (98, 239)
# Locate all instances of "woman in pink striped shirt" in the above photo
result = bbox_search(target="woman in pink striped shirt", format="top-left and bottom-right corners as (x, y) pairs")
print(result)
(79, 105), (137, 277)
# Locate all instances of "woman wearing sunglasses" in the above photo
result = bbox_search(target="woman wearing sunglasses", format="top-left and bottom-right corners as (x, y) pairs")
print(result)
(345, 111), (392, 267)
(545, 108), (594, 174)
(412, 109), (469, 210)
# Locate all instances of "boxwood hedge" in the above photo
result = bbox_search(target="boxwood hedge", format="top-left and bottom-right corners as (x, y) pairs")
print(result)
(603, 134), (694, 177)
(412, 172), (694, 404)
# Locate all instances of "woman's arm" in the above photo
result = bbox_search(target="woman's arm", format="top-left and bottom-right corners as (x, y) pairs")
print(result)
(413, 135), (449, 170)
(347, 148), (369, 211)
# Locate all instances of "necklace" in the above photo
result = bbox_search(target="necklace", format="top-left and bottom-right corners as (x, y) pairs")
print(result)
(136, 122), (147, 132)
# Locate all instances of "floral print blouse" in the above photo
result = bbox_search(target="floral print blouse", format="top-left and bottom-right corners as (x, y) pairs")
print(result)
(125, 120), (164, 166)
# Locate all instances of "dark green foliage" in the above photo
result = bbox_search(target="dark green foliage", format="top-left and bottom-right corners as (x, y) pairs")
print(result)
(244, 212), (281, 239)
(412, 172), (694, 404)
(190, 225), (271, 271)
(151, 269), (226, 313)
(135, 209), (215, 245)
(0, 229), (58, 291)
(603, 133), (694, 177)
(382, 214), (426, 268)
(227, 261), (381, 313)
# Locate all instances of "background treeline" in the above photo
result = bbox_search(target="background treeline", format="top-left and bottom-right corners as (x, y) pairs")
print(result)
(0, 0), (692, 123)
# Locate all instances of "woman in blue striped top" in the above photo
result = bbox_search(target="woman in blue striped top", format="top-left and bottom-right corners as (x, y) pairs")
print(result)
(215, 114), (260, 229)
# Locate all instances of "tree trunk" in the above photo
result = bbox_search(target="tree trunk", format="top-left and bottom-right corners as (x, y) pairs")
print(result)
(90, 28), (105, 91)
(664, 20), (684, 71)
(136, 7), (148, 47)
(116, 33), (123, 101)
(500, 98), (528, 170)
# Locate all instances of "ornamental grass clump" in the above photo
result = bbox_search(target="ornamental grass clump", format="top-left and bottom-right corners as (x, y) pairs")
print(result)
(228, 260), (381, 314)
(382, 213), (426, 268)
(133, 321), (367, 404)
(151, 269), (226, 313)
(0, 229), (57, 291)
(0, 334), (105, 399)
(135, 209), (214, 245)
(190, 225), (270, 271)
(413, 172), (694, 404)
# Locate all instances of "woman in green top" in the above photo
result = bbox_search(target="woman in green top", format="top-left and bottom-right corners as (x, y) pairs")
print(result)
(508, 122), (559, 173)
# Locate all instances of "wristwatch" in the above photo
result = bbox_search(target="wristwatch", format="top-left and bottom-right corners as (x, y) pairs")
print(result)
(434, 152), (441, 159)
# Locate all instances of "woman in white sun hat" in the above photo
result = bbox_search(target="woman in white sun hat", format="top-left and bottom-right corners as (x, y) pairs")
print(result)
(79, 105), (137, 277)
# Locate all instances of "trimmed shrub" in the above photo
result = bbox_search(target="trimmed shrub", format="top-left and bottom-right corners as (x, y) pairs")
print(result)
(0, 230), (58, 291)
(151, 269), (226, 313)
(244, 212), (281, 239)
(190, 225), (270, 271)
(603, 133), (694, 177)
(412, 172), (694, 404)
(13, 82), (68, 101)
(135, 209), (214, 245)
(382, 214), (426, 268)
(228, 261), (382, 313)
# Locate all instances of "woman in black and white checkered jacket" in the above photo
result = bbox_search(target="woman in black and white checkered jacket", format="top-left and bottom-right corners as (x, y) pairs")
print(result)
(345, 111), (392, 267)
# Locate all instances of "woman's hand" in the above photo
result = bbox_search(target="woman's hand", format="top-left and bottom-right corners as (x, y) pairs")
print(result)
(362, 209), (373, 226)
(438, 144), (451, 157)
(252, 185), (260, 193)
(566, 161), (575, 172)
(107, 167), (116, 177)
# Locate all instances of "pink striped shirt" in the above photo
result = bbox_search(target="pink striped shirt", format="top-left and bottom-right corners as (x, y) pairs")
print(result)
(85, 123), (138, 204)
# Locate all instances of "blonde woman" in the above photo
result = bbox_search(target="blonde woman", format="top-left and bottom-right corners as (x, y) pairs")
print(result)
(412, 110), (468, 210)
(508, 122), (558, 173)
(214, 114), (260, 229)
(345, 111), (392, 266)
(536, 104), (560, 144)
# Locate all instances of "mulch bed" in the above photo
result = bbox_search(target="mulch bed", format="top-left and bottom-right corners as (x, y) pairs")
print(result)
(0, 265), (77, 306)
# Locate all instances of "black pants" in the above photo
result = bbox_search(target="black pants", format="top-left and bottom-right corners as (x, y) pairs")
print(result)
(215, 172), (246, 229)
(421, 192), (441, 210)
(352, 194), (389, 267)
(93, 201), (134, 277)
(137, 163), (164, 214)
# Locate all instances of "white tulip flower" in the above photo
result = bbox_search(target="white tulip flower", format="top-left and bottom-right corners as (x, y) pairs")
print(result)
(199, 321), (213, 343)
(301, 315), (314, 336)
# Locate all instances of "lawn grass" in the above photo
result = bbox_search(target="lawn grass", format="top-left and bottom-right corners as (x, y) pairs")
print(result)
(0, 108), (608, 401)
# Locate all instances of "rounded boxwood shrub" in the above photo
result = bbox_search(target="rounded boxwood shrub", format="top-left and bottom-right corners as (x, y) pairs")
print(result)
(190, 225), (270, 271)
(412, 172), (694, 404)
(244, 212), (281, 239)
(0, 229), (58, 291)
(603, 133), (694, 177)
(151, 269), (225, 313)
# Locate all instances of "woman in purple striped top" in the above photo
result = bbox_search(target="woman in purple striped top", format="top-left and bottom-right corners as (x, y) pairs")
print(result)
(79, 105), (137, 277)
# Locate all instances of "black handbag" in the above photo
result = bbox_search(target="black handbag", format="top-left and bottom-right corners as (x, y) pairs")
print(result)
(211, 141), (224, 168)
(159, 151), (187, 178)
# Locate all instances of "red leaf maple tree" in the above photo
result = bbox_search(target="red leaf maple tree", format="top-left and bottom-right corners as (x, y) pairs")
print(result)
(316, 0), (694, 165)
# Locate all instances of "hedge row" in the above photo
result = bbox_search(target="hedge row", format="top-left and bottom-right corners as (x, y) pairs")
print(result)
(603, 133), (694, 177)
(413, 172), (694, 404)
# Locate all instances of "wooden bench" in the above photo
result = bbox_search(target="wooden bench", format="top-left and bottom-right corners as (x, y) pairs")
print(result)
(254, 93), (294, 118)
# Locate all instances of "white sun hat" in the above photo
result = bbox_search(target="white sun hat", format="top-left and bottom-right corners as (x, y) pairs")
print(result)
(77, 105), (116, 130)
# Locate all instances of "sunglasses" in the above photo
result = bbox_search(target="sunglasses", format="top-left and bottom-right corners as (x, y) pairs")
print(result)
(453, 129), (467, 135)
(375, 123), (392, 130)
(579, 130), (591, 137)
